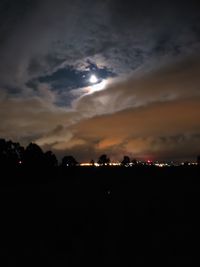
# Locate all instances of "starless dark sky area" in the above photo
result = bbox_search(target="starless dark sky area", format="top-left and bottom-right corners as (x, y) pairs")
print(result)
(0, 0), (200, 161)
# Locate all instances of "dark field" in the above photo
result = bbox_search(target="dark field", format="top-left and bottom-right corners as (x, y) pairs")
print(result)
(0, 166), (200, 265)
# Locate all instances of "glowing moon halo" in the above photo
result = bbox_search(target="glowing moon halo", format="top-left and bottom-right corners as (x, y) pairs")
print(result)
(88, 79), (107, 94)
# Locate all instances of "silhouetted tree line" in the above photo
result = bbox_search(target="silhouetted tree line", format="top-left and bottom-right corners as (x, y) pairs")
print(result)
(0, 138), (58, 170)
(0, 138), (85, 169)
(0, 138), (200, 170)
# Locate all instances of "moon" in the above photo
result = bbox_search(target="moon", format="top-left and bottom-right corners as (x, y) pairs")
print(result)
(86, 74), (107, 94)
(89, 74), (98, 84)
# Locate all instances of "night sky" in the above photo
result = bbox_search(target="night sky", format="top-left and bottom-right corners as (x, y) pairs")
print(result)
(0, 0), (200, 162)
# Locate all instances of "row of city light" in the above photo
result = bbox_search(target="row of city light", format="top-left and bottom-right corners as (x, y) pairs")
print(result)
(80, 162), (121, 167)
(79, 162), (198, 167)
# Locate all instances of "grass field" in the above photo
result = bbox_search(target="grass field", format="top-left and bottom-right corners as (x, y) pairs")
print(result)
(0, 166), (199, 265)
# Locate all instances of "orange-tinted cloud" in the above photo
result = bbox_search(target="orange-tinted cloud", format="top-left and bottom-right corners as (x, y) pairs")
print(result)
(69, 97), (200, 161)
(32, 58), (200, 161)
(1, 57), (200, 162)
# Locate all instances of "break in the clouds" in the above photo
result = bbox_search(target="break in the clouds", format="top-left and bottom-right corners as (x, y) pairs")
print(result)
(0, 0), (200, 161)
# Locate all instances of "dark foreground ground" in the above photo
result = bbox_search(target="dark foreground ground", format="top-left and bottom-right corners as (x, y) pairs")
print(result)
(0, 166), (200, 265)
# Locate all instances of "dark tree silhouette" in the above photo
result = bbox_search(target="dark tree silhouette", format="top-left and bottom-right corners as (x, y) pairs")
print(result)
(0, 139), (24, 168)
(44, 151), (58, 168)
(197, 155), (200, 165)
(97, 154), (110, 166)
(24, 143), (44, 168)
(121, 156), (130, 166)
(61, 155), (78, 167)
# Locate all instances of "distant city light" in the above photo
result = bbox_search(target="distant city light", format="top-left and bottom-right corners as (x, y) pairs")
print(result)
(80, 163), (94, 166)
(79, 161), (198, 167)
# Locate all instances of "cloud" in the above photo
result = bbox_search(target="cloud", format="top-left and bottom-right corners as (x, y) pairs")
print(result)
(0, 51), (200, 162)
(68, 97), (200, 161)
(0, 87), (79, 144)
(0, 0), (116, 88)
(1, 0), (200, 91)
(0, 0), (200, 161)
(1, 54), (199, 162)
(38, 56), (200, 161)
(74, 56), (200, 116)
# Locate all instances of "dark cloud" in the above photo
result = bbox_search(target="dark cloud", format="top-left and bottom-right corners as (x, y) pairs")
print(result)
(0, 0), (38, 40)
(0, 0), (200, 161)
(1, 0), (200, 89)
